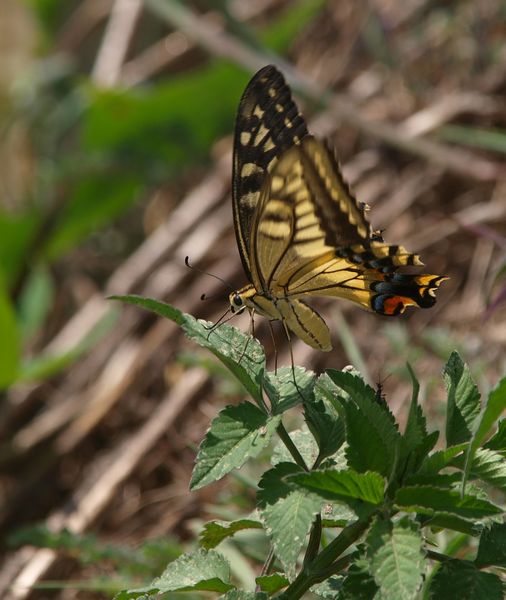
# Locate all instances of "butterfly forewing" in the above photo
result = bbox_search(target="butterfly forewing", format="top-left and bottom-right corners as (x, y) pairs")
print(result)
(232, 65), (308, 282)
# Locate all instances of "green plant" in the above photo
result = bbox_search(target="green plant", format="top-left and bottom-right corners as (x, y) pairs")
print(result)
(112, 295), (506, 600)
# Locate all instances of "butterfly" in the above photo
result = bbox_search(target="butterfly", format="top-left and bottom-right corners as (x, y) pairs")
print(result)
(229, 65), (446, 352)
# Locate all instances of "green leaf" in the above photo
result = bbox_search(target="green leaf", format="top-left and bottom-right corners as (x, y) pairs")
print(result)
(461, 375), (506, 495)
(438, 124), (506, 155)
(17, 264), (54, 341)
(272, 428), (319, 469)
(484, 418), (506, 451)
(220, 591), (268, 600)
(366, 517), (424, 600)
(452, 448), (506, 493)
(307, 373), (346, 461)
(404, 472), (461, 488)
(44, 174), (142, 259)
(472, 377), (506, 448)
(394, 486), (502, 520)
(0, 210), (37, 287)
(264, 366), (315, 413)
(200, 519), (263, 550)
(18, 308), (118, 382)
(444, 352), (481, 447)
(429, 559), (504, 600)
(310, 575), (344, 598)
(257, 462), (322, 577)
(291, 469), (384, 513)
(255, 572), (289, 593)
(111, 295), (265, 403)
(418, 444), (467, 474)
(0, 284), (20, 388)
(475, 522), (506, 567)
(116, 549), (234, 596)
(326, 370), (401, 478)
(338, 557), (378, 599)
(402, 366), (426, 449)
(191, 402), (280, 490)
(421, 514), (483, 536)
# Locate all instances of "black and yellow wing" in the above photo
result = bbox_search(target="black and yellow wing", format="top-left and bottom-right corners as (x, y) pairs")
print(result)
(232, 65), (308, 284)
(231, 65), (446, 350)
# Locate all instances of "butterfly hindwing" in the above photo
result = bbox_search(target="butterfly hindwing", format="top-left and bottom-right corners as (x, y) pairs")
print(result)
(252, 135), (444, 316)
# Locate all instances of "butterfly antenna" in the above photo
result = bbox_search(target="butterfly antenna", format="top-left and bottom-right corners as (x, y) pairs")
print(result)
(185, 256), (234, 291)
(200, 292), (224, 302)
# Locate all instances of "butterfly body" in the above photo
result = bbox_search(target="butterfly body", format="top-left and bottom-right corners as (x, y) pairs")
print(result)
(230, 66), (446, 351)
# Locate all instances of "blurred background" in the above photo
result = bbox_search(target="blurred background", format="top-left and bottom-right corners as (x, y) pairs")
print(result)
(0, 0), (505, 597)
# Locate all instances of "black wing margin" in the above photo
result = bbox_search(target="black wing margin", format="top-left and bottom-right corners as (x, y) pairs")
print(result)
(232, 65), (308, 280)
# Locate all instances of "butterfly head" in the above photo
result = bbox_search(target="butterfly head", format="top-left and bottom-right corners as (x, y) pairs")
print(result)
(229, 291), (247, 314)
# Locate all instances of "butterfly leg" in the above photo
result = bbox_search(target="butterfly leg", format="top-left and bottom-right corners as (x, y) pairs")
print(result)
(237, 308), (256, 365)
(267, 320), (278, 375)
(281, 319), (307, 403)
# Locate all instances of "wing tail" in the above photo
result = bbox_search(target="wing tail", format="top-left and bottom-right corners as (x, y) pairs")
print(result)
(370, 273), (448, 315)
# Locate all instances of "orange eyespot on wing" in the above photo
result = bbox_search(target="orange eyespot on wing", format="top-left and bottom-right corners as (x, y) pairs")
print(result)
(370, 274), (448, 315)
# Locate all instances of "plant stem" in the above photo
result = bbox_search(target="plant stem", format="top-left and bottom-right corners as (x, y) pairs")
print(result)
(303, 515), (322, 567)
(276, 517), (372, 599)
(276, 422), (308, 471)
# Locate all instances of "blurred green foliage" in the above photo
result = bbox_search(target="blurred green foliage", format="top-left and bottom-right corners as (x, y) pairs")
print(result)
(1, 0), (325, 389)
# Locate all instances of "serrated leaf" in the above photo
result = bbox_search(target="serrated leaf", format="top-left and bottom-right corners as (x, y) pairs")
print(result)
(394, 486), (502, 519)
(419, 444), (467, 474)
(405, 472), (461, 488)
(111, 295), (265, 403)
(444, 352), (481, 447)
(338, 558), (378, 599)
(472, 376), (506, 448)
(452, 447), (506, 493)
(326, 370), (401, 478)
(220, 591), (268, 600)
(307, 373), (346, 461)
(399, 366), (438, 481)
(200, 519), (263, 550)
(257, 462), (322, 577)
(191, 402), (281, 490)
(264, 366), (315, 412)
(366, 517), (424, 600)
(475, 522), (506, 567)
(429, 559), (504, 600)
(321, 500), (357, 526)
(484, 419), (506, 451)
(118, 549), (233, 596)
(310, 575), (344, 598)
(291, 469), (384, 515)
(461, 376), (506, 495)
(422, 514), (483, 536)
(255, 572), (289, 593)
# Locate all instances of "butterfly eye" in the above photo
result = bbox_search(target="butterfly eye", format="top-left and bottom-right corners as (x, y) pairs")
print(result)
(233, 294), (243, 307)
(230, 293), (244, 313)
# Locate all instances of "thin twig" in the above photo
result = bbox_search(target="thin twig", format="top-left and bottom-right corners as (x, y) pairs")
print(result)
(92, 0), (143, 86)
